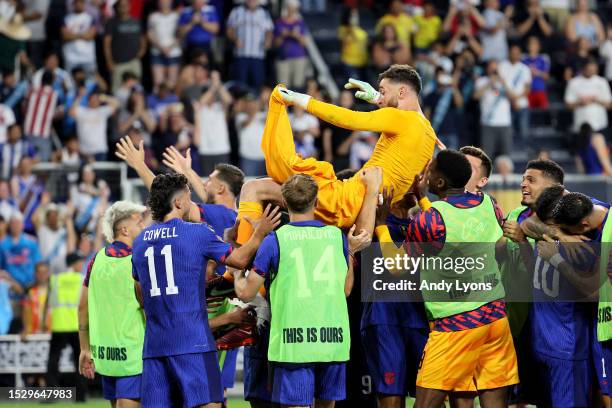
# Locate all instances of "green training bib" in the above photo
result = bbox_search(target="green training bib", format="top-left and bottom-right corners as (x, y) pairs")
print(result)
(598, 215), (612, 342)
(88, 249), (145, 376)
(422, 194), (505, 319)
(268, 224), (350, 363)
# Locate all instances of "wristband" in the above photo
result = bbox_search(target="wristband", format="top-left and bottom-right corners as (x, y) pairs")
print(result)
(549, 253), (564, 269)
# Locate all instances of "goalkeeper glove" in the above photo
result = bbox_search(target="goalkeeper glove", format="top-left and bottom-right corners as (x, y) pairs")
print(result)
(278, 87), (311, 109)
(344, 78), (381, 104)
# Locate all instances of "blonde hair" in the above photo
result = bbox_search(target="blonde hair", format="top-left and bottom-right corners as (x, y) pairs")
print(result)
(102, 201), (146, 243)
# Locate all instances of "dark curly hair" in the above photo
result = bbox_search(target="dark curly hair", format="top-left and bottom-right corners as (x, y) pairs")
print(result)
(148, 173), (189, 222)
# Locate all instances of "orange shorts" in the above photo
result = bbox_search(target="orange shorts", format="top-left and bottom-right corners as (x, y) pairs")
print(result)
(416, 317), (519, 391)
(261, 86), (365, 228)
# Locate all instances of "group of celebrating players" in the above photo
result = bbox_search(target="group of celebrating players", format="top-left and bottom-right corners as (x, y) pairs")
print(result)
(74, 64), (612, 408)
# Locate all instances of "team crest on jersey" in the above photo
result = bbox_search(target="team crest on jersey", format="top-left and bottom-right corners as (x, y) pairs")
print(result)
(384, 372), (396, 385)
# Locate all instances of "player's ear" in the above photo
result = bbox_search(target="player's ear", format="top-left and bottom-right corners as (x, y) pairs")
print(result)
(478, 177), (489, 189)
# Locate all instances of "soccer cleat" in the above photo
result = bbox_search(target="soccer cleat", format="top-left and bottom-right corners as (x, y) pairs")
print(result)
(216, 310), (258, 350)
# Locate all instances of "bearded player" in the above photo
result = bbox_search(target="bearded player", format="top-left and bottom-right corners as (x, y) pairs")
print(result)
(235, 64), (440, 244)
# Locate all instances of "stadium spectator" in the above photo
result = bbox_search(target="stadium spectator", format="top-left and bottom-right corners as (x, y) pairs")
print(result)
(0, 179), (17, 220)
(21, 262), (50, 335)
(70, 88), (119, 161)
(33, 197), (75, 275)
(61, 0), (97, 74)
(575, 123), (612, 175)
(53, 138), (81, 186)
(157, 102), (192, 162)
(541, 0), (570, 32)
(274, 0), (308, 90)
(424, 68), (463, 149)
(148, 0), (182, 92)
(0, 211), (41, 290)
(227, 0), (273, 90)
(442, 3), (485, 39)
(46, 252), (87, 402)
(63, 68), (107, 138)
(176, 48), (209, 97)
(177, 0), (219, 57)
(514, 0), (553, 47)
(32, 51), (72, 103)
(523, 36), (550, 108)
(118, 89), (156, 145)
(236, 93), (266, 176)
(22, 0), (48, 68)
(349, 131), (376, 169)
(181, 62), (210, 102)
(0, 267), (22, 333)
(413, 2), (442, 53)
(475, 60), (514, 158)
(376, 0), (413, 47)
(126, 122), (159, 173)
(11, 156), (43, 234)
(338, 8), (368, 80)
(416, 40), (453, 95)
(193, 70), (232, 175)
(565, 58), (612, 134)
(494, 154), (515, 179)
(114, 71), (141, 114)
(480, 0), (510, 62)
(0, 69), (28, 119)
(499, 44), (532, 141)
(445, 11), (483, 59)
(322, 89), (357, 170)
(24, 70), (58, 161)
(372, 24), (411, 72)
(565, 0), (604, 49)
(564, 36), (594, 81)
(0, 0), (31, 74)
(290, 105), (319, 158)
(103, 0), (147, 92)
(0, 123), (36, 180)
(147, 82), (179, 119)
(599, 24), (612, 83)
(70, 165), (109, 233)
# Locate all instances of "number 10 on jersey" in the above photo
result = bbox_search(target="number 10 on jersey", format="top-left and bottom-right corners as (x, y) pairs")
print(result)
(145, 245), (179, 297)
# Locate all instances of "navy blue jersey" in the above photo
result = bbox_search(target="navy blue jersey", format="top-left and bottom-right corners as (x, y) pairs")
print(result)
(530, 246), (594, 360)
(132, 218), (233, 358)
(198, 204), (237, 275)
(361, 214), (428, 330)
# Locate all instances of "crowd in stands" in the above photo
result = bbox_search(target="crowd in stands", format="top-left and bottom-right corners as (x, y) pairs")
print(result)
(0, 0), (610, 344)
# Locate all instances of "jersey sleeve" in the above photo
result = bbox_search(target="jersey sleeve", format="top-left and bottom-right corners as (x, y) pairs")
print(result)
(251, 233), (279, 278)
(342, 233), (349, 266)
(306, 99), (408, 135)
(83, 253), (98, 287)
(197, 224), (233, 264)
(490, 196), (505, 227)
(404, 208), (446, 256)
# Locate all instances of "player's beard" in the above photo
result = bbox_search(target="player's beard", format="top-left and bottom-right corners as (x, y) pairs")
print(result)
(386, 94), (399, 108)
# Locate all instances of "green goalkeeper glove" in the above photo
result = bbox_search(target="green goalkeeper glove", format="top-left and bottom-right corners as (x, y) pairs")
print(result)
(344, 78), (381, 104)
(278, 87), (311, 109)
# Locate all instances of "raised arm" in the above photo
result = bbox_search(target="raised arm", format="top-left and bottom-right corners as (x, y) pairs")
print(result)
(115, 136), (155, 190)
(162, 146), (208, 203)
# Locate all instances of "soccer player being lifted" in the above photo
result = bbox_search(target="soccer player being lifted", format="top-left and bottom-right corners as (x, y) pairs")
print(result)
(235, 64), (441, 245)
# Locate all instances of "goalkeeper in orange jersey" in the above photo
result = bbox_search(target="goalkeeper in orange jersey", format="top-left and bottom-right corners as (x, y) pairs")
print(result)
(236, 64), (440, 244)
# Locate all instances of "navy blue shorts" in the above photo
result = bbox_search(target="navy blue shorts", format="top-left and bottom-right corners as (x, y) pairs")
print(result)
(101, 374), (141, 401)
(361, 325), (428, 397)
(150, 54), (181, 66)
(221, 349), (239, 389)
(243, 355), (273, 402)
(593, 339), (612, 396)
(532, 352), (591, 407)
(270, 362), (345, 406)
(142, 352), (223, 407)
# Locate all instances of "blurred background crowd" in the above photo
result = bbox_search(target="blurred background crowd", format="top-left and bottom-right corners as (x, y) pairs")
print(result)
(0, 0), (610, 352)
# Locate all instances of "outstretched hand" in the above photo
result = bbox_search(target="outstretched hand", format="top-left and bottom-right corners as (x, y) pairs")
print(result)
(162, 146), (192, 175)
(344, 78), (381, 104)
(115, 136), (144, 169)
(376, 187), (394, 226)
